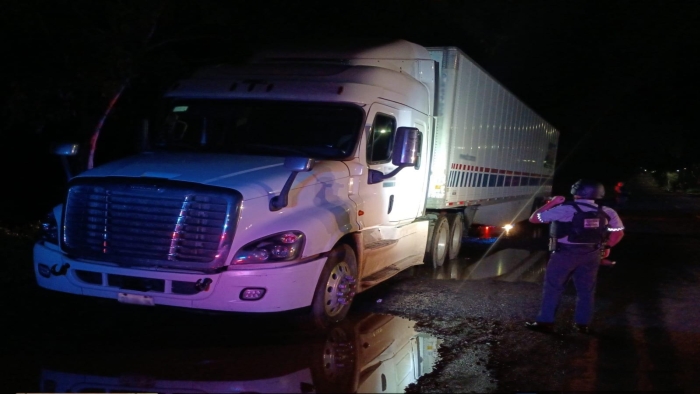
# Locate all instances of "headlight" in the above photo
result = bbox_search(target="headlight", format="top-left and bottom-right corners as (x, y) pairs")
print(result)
(232, 231), (305, 264)
(40, 211), (59, 244)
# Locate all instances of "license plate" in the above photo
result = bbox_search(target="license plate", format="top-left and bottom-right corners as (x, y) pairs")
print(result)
(118, 292), (155, 306)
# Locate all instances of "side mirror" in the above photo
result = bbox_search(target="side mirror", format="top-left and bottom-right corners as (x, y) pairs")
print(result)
(369, 127), (422, 184)
(283, 156), (315, 172)
(53, 143), (80, 157)
(392, 127), (422, 167)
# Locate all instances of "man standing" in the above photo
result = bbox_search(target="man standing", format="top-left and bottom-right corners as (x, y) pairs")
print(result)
(525, 179), (625, 334)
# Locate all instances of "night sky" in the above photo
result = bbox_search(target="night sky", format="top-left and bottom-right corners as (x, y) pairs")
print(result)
(3, 0), (699, 223)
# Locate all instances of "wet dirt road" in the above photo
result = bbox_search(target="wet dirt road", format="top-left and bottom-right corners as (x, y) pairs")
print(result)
(357, 173), (700, 393)
(5, 173), (700, 393)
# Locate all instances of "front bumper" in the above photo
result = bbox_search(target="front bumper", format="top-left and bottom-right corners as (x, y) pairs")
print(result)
(33, 242), (325, 313)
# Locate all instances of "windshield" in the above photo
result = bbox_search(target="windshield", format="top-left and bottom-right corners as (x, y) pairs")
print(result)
(152, 99), (364, 160)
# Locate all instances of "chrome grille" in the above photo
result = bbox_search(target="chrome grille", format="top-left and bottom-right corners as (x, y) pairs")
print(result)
(62, 178), (241, 271)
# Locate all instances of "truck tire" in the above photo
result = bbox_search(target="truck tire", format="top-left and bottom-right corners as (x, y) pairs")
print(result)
(310, 323), (358, 393)
(447, 212), (464, 261)
(426, 215), (449, 268)
(309, 244), (358, 329)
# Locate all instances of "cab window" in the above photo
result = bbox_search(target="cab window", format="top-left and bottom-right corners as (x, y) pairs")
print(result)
(367, 114), (396, 164)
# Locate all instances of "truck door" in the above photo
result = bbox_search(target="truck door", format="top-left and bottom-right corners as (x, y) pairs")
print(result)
(355, 104), (428, 228)
(389, 117), (429, 222)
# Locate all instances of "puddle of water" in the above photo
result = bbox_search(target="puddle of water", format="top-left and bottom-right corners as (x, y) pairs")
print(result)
(469, 248), (547, 282)
(37, 313), (442, 393)
(411, 238), (549, 283)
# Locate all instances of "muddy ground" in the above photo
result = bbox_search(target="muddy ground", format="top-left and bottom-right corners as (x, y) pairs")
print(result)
(356, 173), (700, 393)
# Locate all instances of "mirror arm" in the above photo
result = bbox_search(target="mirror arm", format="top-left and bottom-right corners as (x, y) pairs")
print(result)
(270, 171), (300, 211)
(368, 165), (408, 184)
(60, 156), (73, 181)
(269, 156), (314, 211)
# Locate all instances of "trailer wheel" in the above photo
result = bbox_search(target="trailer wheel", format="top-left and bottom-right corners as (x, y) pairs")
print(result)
(426, 215), (449, 268)
(447, 213), (464, 260)
(309, 244), (358, 329)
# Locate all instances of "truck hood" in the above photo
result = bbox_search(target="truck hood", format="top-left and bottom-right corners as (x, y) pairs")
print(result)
(76, 152), (351, 200)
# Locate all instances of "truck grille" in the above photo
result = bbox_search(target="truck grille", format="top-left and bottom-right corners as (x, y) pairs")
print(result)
(62, 177), (241, 271)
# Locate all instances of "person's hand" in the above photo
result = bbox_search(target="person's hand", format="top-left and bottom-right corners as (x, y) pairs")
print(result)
(546, 195), (566, 205)
(530, 195), (566, 223)
(601, 248), (611, 258)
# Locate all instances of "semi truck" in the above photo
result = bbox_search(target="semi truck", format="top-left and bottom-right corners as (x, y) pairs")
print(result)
(34, 39), (559, 327)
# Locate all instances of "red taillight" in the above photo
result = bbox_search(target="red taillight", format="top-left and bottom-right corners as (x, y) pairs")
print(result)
(479, 225), (494, 238)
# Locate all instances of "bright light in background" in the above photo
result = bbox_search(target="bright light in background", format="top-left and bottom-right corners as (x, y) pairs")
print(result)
(502, 224), (514, 236)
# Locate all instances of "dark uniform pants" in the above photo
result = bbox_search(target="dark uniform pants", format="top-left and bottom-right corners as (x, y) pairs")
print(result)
(537, 243), (601, 325)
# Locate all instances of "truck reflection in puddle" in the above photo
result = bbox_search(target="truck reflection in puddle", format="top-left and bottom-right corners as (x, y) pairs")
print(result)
(39, 313), (441, 393)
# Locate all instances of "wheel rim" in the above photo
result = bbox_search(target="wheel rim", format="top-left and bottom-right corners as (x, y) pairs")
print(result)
(321, 327), (353, 381)
(323, 261), (356, 316)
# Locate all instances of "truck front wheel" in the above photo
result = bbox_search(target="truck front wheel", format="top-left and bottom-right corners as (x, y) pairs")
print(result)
(310, 244), (358, 329)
